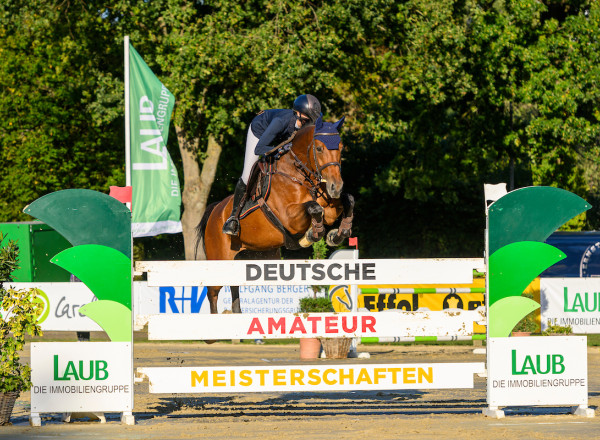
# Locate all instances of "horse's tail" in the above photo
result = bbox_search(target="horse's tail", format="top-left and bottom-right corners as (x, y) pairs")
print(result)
(194, 201), (218, 260)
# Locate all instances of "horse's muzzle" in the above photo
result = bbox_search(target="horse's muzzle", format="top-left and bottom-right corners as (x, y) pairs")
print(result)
(327, 181), (343, 199)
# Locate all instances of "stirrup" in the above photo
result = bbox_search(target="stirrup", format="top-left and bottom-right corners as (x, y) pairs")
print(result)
(222, 216), (240, 236)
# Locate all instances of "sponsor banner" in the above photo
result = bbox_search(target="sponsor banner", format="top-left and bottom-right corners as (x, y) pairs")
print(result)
(487, 336), (588, 406)
(329, 280), (486, 333)
(3, 283), (316, 331)
(141, 283), (314, 315)
(139, 362), (486, 393)
(128, 42), (182, 237)
(358, 292), (484, 313)
(147, 309), (485, 340)
(543, 232), (600, 277)
(541, 277), (600, 333)
(135, 283), (315, 329)
(138, 258), (483, 287)
(216, 285), (315, 314)
(4, 283), (102, 331)
(31, 342), (133, 412)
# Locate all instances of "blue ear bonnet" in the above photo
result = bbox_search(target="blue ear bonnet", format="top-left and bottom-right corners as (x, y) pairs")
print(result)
(314, 116), (345, 150)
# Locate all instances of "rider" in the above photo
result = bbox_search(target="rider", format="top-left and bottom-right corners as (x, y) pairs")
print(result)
(222, 94), (322, 236)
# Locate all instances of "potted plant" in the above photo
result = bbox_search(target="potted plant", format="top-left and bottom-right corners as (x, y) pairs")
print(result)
(0, 233), (43, 425)
(511, 292), (539, 336)
(0, 232), (19, 304)
(299, 296), (352, 359)
(542, 321), (572, 336)
(298, 296), (332, 359)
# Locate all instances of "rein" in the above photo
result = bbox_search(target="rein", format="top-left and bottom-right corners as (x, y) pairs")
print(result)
(272, 130), (342, 201)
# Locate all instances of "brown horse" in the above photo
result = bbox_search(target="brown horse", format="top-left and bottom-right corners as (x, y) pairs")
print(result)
(196, 117), (354, 314)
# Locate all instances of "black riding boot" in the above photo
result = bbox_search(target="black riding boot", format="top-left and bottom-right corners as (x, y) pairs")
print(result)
(222, 179), (247, 236)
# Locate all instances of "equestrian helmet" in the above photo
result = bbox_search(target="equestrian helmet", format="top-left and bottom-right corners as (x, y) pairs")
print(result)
(293, 94), (322, 124)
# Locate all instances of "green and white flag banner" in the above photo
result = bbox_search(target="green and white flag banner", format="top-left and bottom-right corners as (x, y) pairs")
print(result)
(128, 42), (182, 237)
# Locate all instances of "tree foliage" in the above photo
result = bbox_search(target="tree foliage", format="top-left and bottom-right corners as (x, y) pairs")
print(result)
(0, 0), (125, 220)
(1, 0), (599, 258)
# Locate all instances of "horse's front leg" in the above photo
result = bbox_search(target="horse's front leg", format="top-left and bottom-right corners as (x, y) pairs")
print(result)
(298, 201), (326, 248)
(326, 192), (354, 247)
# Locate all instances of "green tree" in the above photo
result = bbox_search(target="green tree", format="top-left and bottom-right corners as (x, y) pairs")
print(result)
(2, 0), (599, 260)
(0, 0), (125, 221)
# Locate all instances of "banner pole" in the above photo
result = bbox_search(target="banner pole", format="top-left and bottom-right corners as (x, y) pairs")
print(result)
(123, 35), (135, 425)
(124, 36), (131, 192)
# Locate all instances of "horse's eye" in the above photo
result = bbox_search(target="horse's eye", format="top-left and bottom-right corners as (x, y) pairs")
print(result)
(316, 146), (323, 153)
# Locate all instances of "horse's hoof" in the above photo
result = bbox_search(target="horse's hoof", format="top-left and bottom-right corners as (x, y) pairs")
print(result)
(326, 229), (340, 247)
(298, 235), (313, 248)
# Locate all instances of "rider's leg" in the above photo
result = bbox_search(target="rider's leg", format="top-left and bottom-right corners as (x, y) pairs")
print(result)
(222, 127), (259, 236)
(222, 178), (247, 235)
(240, 126), (259, 185)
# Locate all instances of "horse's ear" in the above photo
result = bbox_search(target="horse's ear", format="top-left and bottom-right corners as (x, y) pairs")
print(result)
(334, 116), (345, 131)
(315, 116), (324, 130)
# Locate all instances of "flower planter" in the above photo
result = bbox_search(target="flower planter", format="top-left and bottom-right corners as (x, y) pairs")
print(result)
(0, 392), (19, 425)
(299, 338), (322, 360)
(511, 331), (532, 337)
(320, 338), (352, 359)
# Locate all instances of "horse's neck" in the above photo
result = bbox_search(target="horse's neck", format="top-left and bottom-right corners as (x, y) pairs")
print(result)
(279, 143), (311, 177)
(285, 129), (313, 170)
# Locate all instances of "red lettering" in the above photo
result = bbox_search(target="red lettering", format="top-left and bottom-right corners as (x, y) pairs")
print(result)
(247, 318), (265, 335)
(306, 316), (321, 333)
(289, 317), (307, 334)
(325, 316), (338, 333)
(362, 315), (376, 333)
(268, 317), (286, 334)
(341, 315), (358, 333)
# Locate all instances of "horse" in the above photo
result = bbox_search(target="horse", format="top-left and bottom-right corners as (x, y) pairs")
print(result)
(195, 117), (355, 314)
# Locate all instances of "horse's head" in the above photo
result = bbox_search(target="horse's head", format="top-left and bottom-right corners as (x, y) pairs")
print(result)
(292, 116), (345, 199)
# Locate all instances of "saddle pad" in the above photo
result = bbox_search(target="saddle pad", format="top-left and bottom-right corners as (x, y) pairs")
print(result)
(239, 162), (273, 220)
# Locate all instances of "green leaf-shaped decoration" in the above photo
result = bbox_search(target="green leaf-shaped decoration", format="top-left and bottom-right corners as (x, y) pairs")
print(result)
(488, 296), (541, 338)
(489, 241), (565, 306)
(51, 244), (131, 309)
(80, 300), (131, 342)
(489, 186), (590, 255)
(23, 189), (131, 257)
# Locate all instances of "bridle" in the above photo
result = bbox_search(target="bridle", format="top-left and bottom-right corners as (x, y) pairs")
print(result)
(273, 129), (343, 201)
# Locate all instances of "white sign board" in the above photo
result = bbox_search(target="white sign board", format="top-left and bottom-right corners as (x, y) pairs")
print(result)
(138, 258), (483, 287)
(138, 362), (486, 393)
(487, 336), (588, 406)
(31, 342), (133, 412)
(147, 310), (485, 340)
(541, 278), (600, 333)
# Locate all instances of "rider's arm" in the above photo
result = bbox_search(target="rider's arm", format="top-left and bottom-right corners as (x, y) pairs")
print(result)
(254, 116), (289, 156)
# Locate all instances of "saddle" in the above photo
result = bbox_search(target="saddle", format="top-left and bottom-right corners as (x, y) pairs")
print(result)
(238, 147), (304, 250)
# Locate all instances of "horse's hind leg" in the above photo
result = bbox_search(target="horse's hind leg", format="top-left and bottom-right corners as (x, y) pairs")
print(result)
(231, 286), (241, 313)
(327, 192), (355, 247)
(207, 286), (221, 314)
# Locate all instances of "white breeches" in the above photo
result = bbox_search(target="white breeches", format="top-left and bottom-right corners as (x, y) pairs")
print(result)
(241, 126), (260, 184)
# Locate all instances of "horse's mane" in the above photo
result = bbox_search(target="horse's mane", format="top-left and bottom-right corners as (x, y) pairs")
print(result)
(290, 124), (315, 151)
